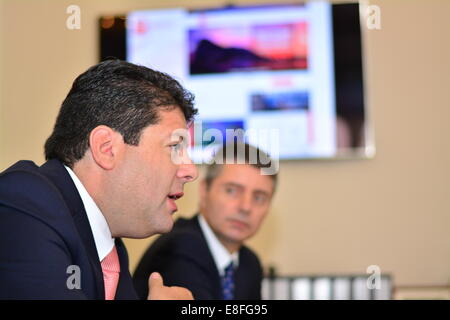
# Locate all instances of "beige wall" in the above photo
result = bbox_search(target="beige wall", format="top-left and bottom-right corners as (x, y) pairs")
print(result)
(0, 0), (449, 287)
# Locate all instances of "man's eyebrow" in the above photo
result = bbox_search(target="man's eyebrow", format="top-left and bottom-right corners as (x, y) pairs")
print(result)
(222, 182), (244, 189)
(253, 189), (271, 196)
(224, 182), (271, 195)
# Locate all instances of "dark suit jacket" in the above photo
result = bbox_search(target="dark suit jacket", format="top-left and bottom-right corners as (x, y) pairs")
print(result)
(133, 215), (263, 300)
(0, 159), (137, 299)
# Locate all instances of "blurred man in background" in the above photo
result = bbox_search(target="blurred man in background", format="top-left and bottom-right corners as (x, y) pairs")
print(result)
(134, 142), (278, 299)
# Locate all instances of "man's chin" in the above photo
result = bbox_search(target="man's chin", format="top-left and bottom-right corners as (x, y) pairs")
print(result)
(155, 215), (175, 234)
(122, 219), (174, 239)
(225, 230), (250, 244)
(158, 222), (174, 235)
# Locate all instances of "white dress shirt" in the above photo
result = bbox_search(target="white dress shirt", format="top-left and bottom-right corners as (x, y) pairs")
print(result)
(198, 214), (239, 276)
(65, 165), (115, 262)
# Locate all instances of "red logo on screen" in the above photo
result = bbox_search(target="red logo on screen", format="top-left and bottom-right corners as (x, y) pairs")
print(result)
(136, 20), (147, 35)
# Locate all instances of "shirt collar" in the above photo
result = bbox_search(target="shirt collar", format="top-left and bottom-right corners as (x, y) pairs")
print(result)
(65, 165), (115, 261)
(198, 214), (239, 276)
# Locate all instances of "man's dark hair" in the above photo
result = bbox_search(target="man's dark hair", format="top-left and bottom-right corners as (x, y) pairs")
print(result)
(44, 59), (197, 167)
(205, 142), (278, 191)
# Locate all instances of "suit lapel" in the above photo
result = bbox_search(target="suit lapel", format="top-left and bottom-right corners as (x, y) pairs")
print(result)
(234, 251), (247, 299)
(40, 159), (105, 299)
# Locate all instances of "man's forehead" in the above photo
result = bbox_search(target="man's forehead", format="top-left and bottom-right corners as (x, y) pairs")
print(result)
(158, 107), (186, 124)
(220, 164), (259, 175)
(149, 108), (188, 135)
(216, 164), (273, 189)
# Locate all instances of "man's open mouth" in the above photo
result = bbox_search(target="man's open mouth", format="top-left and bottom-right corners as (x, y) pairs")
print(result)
(167, 192), (184, 200)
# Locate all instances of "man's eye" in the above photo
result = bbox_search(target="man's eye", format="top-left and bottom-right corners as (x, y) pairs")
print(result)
(254, 193), (267, 205)
(225, 187), (237, 195)
(170, 143), (181, 151)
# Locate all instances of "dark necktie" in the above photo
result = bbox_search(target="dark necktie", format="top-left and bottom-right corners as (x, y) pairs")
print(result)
(222, 262), (235, 300)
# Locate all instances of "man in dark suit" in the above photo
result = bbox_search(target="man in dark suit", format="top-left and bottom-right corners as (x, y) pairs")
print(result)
(0, 59), (198, 299)
(133, 143), (278, 300)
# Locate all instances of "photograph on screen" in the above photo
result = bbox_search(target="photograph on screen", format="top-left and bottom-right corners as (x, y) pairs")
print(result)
(251, 91), (309, 112)
(190, 119), (245, 148)
(189, 22), (308, 74)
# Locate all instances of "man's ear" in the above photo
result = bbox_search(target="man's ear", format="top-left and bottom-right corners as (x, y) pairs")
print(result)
(88, 125), (123, 170)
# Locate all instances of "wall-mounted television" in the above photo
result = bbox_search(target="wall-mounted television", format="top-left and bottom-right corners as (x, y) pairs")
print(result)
(99, 2), (374, 161)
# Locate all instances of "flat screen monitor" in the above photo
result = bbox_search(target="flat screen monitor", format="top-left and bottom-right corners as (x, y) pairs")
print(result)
(99, 2), (374, 161)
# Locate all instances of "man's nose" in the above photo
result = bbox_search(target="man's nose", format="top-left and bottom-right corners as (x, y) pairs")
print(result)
(239, 192), (252, 215)
(177, 155), (198, 183)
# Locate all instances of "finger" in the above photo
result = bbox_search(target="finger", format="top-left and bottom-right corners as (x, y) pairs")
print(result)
(148, 272), (164, 290)
(172, 286), (194, 300)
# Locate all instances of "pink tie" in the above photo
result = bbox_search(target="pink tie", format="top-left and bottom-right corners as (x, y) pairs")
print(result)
(101, 246), (120, 300)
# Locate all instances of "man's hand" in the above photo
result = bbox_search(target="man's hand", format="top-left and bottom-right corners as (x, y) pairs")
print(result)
(147, 272), (194, 300)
